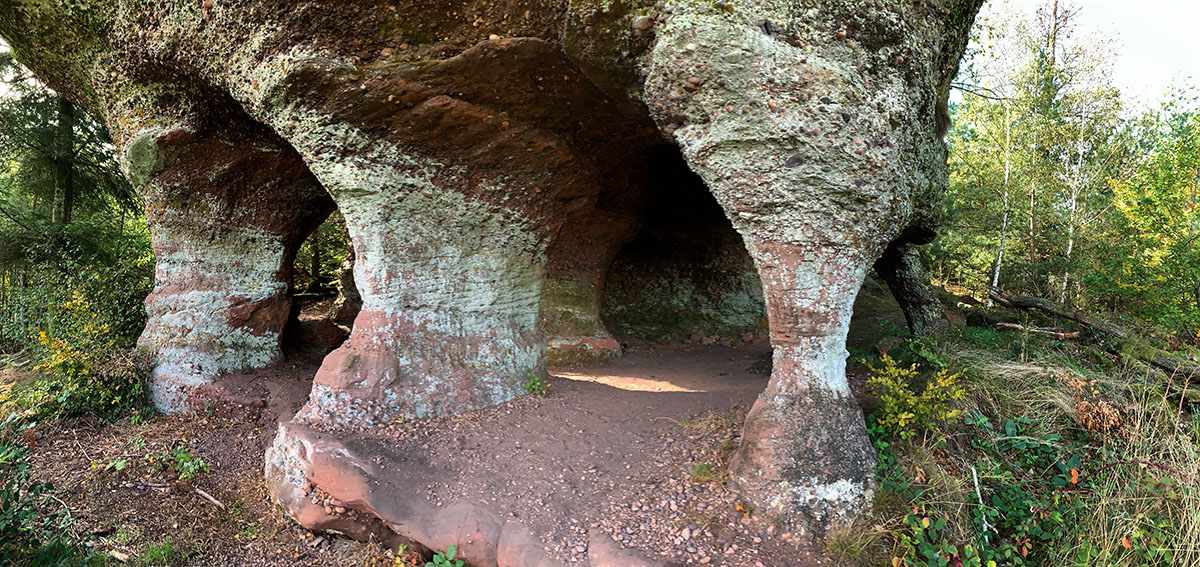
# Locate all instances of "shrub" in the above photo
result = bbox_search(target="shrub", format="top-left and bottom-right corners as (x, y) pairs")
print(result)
(3, 345), (153, 424)
(0, 416), (93, 566)
(1, 238), (151, 355)
(1, 278), (154, 424)
(1, 236), (153, 424)
(867, 354), (966, 440)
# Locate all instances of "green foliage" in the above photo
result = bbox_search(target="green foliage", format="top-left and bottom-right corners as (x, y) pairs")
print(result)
(160, 446), (209, 480)
(139, 539), (176, 566)
(872, 408), (1090, 567)
(1091, 99), (1200, 336)
(1, 238), (153, 356)
(426, 545), (465, 567)
(867, 354), (966, 440)
(690, 462), (719, 483)
(2, 342), (154, 425)
(294, 210), (349, 293)
(0, 416), (94, 566)
(101, 459), (127, 476)
(893, 512), (987, 567)
(853, 325), (1200, 567)
(937, 1), (1142, 324)
(0, 47), (155, 425)
(523, 374), (549, 397)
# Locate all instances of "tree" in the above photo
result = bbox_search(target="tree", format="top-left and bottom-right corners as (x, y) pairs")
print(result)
(0, 44), (151, 352)
(938, 0), (1126, 307)
(1099, 96), (1200, 333)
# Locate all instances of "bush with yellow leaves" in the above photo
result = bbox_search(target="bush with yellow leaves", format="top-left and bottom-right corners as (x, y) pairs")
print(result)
(2, 291), (154, 423)
(866, 354), (966, 440)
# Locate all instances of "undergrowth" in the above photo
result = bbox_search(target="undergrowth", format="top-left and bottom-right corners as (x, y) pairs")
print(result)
(1, 290), (154, 426)
(0, 415), (95, 566)
(832, 325), (1200, 567)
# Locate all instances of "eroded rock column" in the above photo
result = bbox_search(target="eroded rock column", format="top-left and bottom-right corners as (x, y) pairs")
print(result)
(127, 117), (334, 411)
(541, 201), (642, 365)
(300, 162), (548, 423)
(232, 41), (655, 425)
(874, 240), (947, 338)
(644, 0), (981, 533)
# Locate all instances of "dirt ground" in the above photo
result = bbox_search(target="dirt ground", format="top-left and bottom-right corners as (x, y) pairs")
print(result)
(24, 345), (803, 566)
(328, 343), (823, 566)
(20, 287), (906, 566)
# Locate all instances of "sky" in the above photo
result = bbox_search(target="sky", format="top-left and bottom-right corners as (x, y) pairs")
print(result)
(1000, 0), (1200, 109)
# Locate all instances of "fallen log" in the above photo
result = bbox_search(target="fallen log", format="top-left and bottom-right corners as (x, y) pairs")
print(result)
(995, 322), (1080, 340)
(989, 287), (1200, 378)
(988, 288), (1130, 340)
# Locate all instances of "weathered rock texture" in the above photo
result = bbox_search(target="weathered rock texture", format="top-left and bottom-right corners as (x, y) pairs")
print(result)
(539, 150), (648, 366)
(640, 0), (981, 533)
(874, 240), (947, 338)
(0, 0), (982, 554)
(602, 148), (767, 343)
(123, 111), (334, 410)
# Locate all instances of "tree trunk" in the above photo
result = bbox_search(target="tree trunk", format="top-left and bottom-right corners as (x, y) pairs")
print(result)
(990, 287), (1200, 378)
(51, 95), (75, 226)
(989, 101), (1012, 306)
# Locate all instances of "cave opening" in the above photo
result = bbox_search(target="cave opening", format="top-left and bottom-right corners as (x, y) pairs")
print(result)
(283, 208), (357, 358)
(599, 145), (768, 349)
(542, 143), (774, 398)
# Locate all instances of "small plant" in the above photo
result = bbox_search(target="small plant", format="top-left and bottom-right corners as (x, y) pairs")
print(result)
(524, 374), (549, 397)
(116, 525), (140, 546)
(103, 458), (128, 476)
(866, 354), (966, 440)
(236, 523), (261, 540)
(160, 446), (210, 480)
(140, 539), (176, 566)
(690, 462), (719, 483)
(426, 545), (465, 567)
(892, 511), (986, 567)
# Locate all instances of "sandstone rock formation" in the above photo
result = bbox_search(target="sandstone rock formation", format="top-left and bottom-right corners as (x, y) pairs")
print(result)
(0, 0), (982, 560)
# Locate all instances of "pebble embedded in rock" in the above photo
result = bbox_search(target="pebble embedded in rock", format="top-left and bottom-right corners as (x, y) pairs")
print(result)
(633, 16), (655, 32)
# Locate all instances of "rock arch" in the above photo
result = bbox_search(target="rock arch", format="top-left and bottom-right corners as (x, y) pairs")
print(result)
(122, 103), (335, 410)
(0, 0), (983, 561)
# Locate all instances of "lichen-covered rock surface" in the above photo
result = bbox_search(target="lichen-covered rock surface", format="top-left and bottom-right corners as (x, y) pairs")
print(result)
(0, 0), (982, 556)
(642, 0), (981, 532)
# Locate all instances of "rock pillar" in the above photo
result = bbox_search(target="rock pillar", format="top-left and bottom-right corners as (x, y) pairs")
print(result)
(541, 203), (642, 366)
(874, 240), (947, 338)
(643, 0), (981, 532)
(128, 118), (334, 411)
(234, 40), (656, 424)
